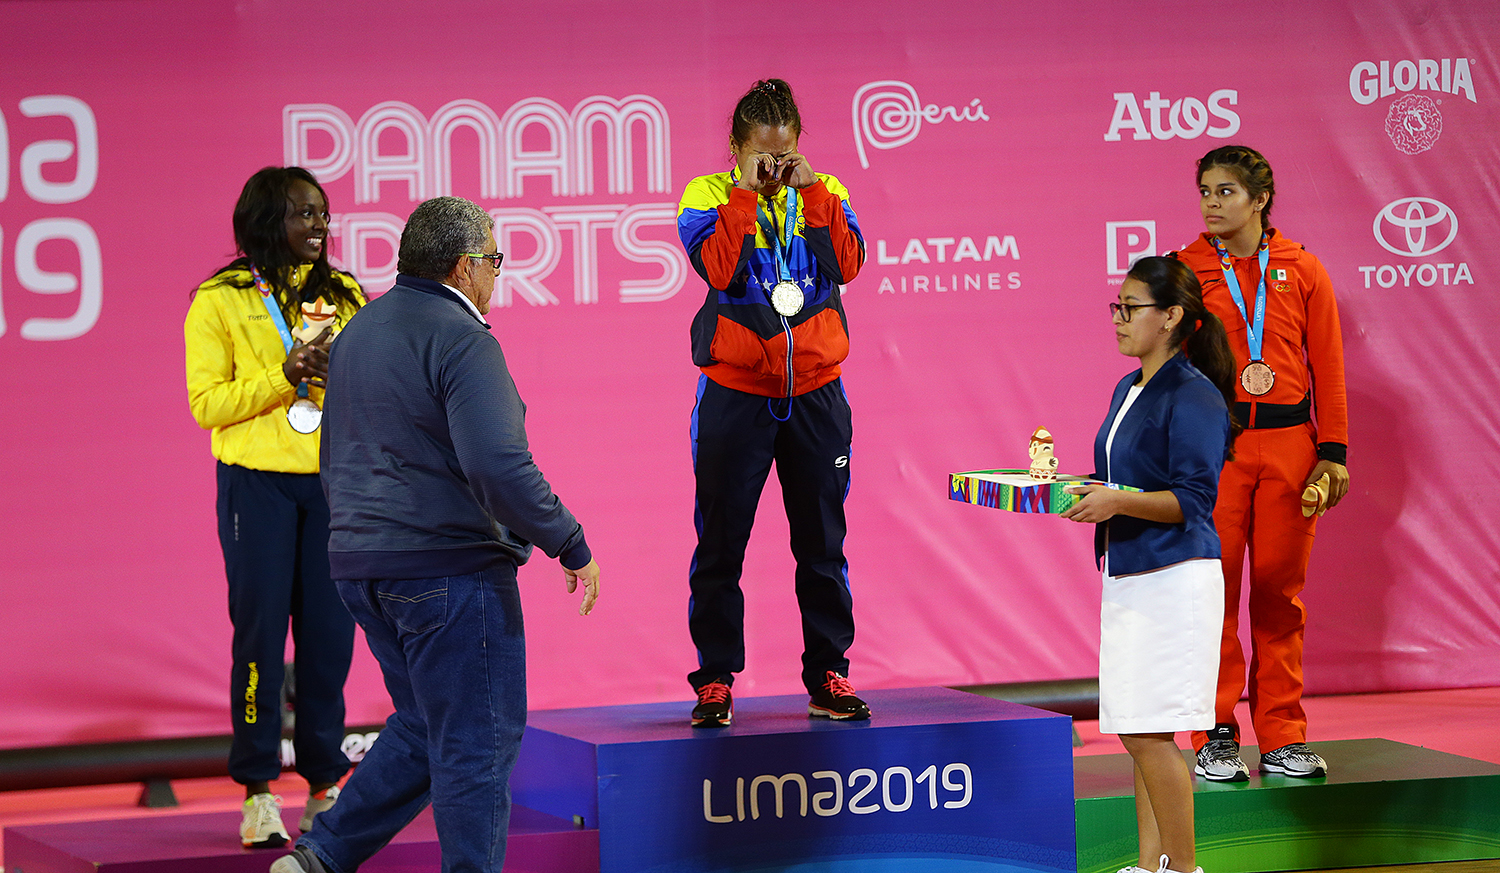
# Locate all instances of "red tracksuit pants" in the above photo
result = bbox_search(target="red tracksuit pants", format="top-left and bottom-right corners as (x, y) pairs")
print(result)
(1192, 423), (1320, 753)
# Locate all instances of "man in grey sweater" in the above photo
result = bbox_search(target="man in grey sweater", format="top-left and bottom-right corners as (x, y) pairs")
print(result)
(274, 196), (600, 873)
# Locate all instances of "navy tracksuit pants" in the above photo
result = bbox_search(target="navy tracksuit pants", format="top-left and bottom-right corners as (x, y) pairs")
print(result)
(687, 376), (855, 695)
(217, 461), (354, 785)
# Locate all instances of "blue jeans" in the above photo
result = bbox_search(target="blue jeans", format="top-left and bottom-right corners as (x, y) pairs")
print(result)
(301, 566), (526, 873)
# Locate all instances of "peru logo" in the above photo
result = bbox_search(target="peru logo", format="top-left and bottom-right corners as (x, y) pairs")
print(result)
(851, 81), (989, 169)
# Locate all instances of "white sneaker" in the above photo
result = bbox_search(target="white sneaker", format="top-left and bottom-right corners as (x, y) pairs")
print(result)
(1155, 854), (1203, 873)
(241, 792), (290, 848)
(299, 785), (340, 831)
(1259, 742), (1328, 777)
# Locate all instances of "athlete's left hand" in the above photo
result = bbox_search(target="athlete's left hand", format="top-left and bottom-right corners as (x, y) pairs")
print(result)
(1307, 460), (1350, 510)
(779, 153), (817, 189)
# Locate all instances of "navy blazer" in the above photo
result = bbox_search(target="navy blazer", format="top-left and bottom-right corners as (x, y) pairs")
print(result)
(1092, 352), (1230, 575)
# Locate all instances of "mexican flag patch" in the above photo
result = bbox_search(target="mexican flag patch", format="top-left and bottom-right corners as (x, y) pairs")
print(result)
(1269, 268), (1288, 281)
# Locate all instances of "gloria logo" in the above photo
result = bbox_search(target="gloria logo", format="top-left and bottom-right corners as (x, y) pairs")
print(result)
(1384, 95), (1443, 154)
(851, 81), (988, 169)
(1349, 59), (1476, 105)
(1373, 197), (1458, 257)
(1106, 221), (1156, 276)
(1103, 90), (1239, 142)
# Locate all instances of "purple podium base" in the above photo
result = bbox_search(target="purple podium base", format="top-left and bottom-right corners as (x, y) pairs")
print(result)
(4, 803), (597, 873)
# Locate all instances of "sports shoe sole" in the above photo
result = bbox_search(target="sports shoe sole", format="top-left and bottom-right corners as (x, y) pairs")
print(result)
(1260, 761), (1326, 778)
(244, 833), (290, 849)
(808, 704), (870, 720)
(1193, 763), (1249, 783)
(691, 712), (731, 728)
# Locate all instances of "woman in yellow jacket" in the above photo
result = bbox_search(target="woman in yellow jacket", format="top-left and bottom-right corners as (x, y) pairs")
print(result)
(185, 166), (365, 849)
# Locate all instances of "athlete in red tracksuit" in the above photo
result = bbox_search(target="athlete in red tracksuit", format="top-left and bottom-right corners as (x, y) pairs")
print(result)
(1176, 146), (1350, 781)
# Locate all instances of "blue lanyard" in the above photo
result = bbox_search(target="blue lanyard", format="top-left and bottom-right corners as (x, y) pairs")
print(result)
(1213, 238), (1270, 363)
(250, 266), (297, 353)
(755, 186), (798, 282)
(251, 266), (310, 399)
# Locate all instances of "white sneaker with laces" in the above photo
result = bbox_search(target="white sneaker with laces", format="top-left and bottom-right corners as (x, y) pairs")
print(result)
(299, 784), (340, 831)
(1259, 742), (1328, 777)
(1156, 853), (1204, 873)
(241, 792), (290, 848)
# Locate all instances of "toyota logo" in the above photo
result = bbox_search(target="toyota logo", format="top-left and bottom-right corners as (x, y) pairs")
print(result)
(1374, 197), (1458, 257)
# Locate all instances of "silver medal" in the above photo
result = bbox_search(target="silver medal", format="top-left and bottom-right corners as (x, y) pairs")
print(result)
(287, 397), (323, 434)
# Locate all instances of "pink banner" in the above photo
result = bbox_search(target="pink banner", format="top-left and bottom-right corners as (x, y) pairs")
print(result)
(1, 0), (1497, 749)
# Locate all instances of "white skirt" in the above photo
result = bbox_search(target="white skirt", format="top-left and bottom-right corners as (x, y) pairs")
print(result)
(1098, 557), (1223, 735)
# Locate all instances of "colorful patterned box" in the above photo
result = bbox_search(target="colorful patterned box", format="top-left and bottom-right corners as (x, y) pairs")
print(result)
(949, 469), (1139, 515)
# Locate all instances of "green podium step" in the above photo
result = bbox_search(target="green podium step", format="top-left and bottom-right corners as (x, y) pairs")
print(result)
(1076, 738), (1500, 873)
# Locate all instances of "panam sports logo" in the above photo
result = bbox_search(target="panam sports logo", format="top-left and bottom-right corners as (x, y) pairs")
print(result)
(851, 81), (988, 169)
(1350, 58), (1476, 155)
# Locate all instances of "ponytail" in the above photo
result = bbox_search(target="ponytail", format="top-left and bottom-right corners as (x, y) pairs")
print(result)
(1127, 256), (1243, 455)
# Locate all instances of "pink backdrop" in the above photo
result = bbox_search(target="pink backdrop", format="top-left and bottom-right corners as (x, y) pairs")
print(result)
(2, 0), (1497, 750)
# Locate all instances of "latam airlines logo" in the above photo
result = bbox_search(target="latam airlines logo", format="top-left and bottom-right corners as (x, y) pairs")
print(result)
(1350, 58), (1476, 155)
(1373, 197), (1457, 257)
(851, 81), (989, 169)
(1104, 90), (1240, 141)
(1359, 197), (1472, 290)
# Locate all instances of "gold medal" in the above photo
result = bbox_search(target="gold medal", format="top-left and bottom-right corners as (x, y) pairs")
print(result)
(771, 280), (804, 317)
(1240, 361), (1275, 396)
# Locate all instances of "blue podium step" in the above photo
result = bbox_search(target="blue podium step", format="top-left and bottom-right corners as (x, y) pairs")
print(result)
(512, 686), (1076, 873)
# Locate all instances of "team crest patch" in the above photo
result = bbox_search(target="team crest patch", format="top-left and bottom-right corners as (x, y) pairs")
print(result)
(1274, 282), (1292, 293)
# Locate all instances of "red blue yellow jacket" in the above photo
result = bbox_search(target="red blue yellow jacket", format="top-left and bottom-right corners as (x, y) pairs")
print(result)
(677, 171), (864, 397)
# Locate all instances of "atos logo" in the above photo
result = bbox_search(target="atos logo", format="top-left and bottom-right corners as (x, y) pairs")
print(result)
(1103, 90), (1239, 142)
(851, 81), (989, 169)
(1106, 221), (1156, 277)
(1373, 197), (1458, 257)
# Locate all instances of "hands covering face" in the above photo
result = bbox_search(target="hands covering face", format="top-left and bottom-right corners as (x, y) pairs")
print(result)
(735, 150), (815, 195)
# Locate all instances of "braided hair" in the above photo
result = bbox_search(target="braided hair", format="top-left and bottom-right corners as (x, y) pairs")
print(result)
(729, 78), (802, 156)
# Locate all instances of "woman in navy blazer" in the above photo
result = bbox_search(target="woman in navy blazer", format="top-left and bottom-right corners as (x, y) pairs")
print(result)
(1063, 257), (1240, 873)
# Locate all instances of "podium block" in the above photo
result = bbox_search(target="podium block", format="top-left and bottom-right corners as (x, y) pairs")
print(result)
(1075, 738), (1500, 873)
(512, 686), (1075, 873)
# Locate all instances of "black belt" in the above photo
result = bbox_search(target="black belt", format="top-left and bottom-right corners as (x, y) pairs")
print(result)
(1235, 393), (1311, 429)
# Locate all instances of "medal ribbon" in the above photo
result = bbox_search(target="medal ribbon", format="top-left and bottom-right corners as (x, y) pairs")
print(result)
(755, 185), (799, 283)
(250, 266), (310, 400)
(1211, 233), (1271, 363)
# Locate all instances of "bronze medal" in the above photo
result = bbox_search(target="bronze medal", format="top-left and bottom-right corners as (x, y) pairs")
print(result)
(1240, 361), (1275, 397)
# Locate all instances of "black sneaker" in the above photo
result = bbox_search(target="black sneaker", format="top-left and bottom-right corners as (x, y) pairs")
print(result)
(1260, 742), (1328, 777)
(808, 671), (871, 720)
(691, 680), (732, 728)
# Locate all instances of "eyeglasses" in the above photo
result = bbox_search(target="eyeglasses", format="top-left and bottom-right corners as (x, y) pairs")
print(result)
(463, 252), (505, 271)
(1109, 301), (1161, 322)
